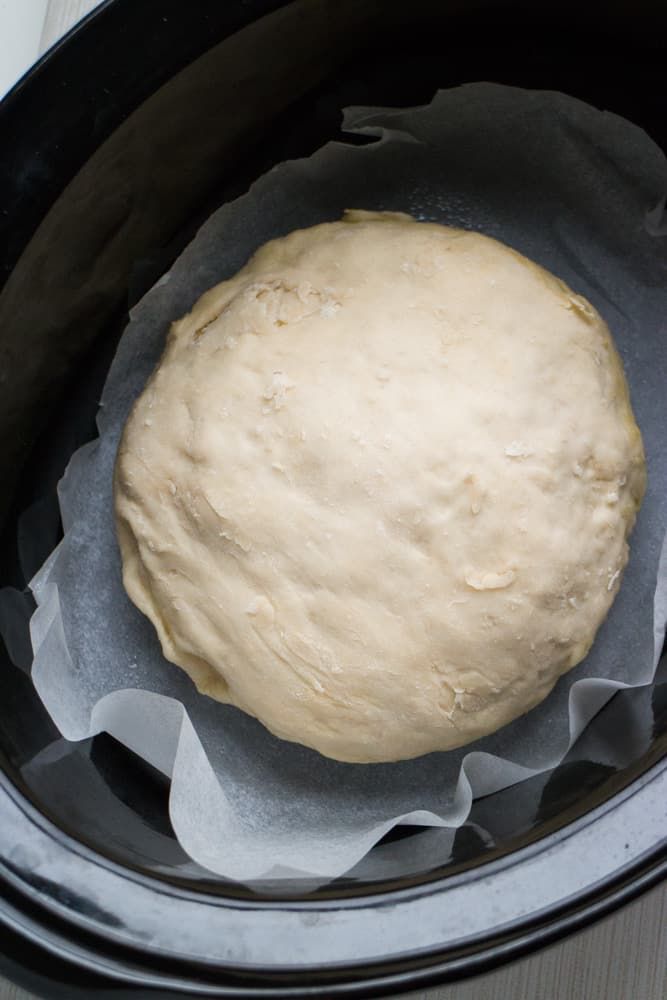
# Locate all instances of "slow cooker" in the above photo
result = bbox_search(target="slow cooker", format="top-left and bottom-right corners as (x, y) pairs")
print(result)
(1, 1), (665, 997)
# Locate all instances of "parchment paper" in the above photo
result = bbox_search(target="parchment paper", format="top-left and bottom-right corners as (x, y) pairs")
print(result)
(5, 84), (667, 884)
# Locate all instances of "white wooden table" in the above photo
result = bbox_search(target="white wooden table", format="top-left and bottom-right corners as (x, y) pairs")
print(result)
(0, 3), (665, 998)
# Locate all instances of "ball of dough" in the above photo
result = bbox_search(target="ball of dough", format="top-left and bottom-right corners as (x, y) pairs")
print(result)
(114, 210), (645, 763)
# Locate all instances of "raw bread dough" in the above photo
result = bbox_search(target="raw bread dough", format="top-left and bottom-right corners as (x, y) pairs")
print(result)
(114, 211), (645, 763)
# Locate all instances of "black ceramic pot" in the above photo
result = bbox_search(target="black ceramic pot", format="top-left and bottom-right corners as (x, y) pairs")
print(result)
(0, 2), (665, 997)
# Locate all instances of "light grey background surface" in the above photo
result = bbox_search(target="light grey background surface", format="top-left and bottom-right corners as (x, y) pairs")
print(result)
(0, 2), (665, 997)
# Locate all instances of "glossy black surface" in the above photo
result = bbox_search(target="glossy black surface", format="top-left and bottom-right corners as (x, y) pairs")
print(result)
(0, 0), (665, 995)
(1, 759), (664, 996)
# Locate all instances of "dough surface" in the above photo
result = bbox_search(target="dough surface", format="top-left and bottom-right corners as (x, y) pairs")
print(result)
(114, 211), (645, 763)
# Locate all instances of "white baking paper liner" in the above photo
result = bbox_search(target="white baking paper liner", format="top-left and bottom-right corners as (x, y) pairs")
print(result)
(2, 84), (667, 884)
